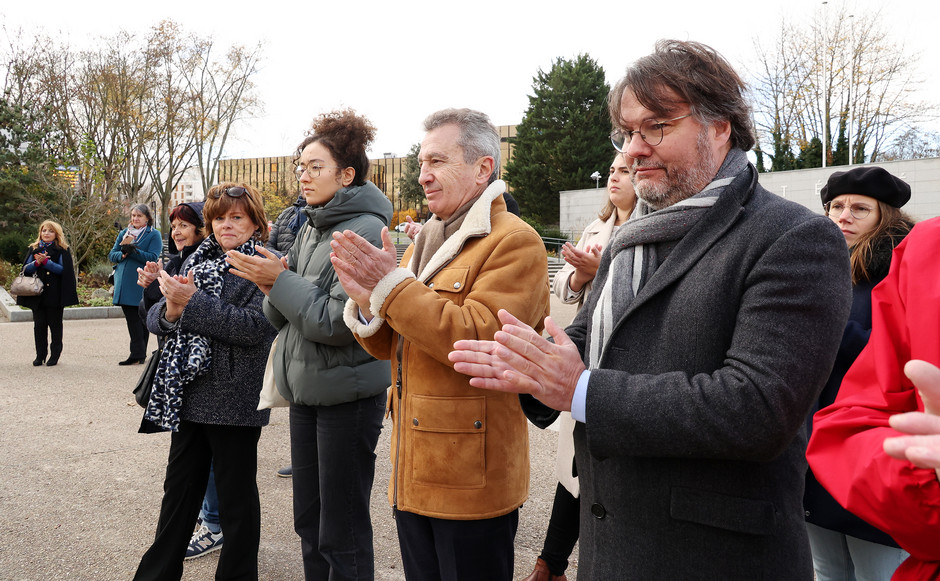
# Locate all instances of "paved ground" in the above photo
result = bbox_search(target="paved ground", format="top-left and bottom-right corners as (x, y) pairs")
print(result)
(0, 296), (579, 580)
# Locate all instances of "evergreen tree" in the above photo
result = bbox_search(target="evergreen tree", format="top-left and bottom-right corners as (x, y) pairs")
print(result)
(503, 55), (611, 225)
(397, 143), (425, 210)
(753, 142), (766, 173)
(0, 95), (60, 261)
(768, 128), (797, 171)
(831, 111), (849, 166)
(796, 137), (823, 169)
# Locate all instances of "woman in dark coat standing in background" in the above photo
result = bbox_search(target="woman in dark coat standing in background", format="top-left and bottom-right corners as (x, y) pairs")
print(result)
(17, 220), (79, 366)
(804, 166), (916, 581)
(109, 203), (162, 365)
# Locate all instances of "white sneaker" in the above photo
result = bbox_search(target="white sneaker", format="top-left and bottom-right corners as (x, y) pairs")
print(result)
(184, 525), (223, 560)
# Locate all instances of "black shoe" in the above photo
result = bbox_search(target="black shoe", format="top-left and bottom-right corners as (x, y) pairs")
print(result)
(46, 356), (59, 366)
(119, 357), (145, 366)
(277, 466), (293, 478)
(33, 357), (45, 366)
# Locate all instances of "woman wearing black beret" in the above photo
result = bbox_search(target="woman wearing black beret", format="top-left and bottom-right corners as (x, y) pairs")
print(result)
(805, 166), (916, 580)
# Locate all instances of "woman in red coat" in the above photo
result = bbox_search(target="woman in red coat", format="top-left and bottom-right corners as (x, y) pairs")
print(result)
(807, 216), (940, 581)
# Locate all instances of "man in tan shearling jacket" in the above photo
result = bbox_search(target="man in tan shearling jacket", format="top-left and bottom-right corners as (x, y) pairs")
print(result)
(332, 108), (550, 580)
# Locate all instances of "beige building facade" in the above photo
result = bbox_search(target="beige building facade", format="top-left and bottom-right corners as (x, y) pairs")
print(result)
(216, 125), (518, 219)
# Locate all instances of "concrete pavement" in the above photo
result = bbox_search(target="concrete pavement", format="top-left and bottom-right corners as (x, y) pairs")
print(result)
(0, 295), (580, 580)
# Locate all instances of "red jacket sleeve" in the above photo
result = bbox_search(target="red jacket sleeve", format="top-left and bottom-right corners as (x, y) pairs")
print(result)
(806, 218), (940, 564)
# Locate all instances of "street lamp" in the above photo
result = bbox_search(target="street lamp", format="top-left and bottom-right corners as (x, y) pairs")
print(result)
(821, 1), (828, 169)
(590, 171), (602, 188)
(849, 13), (855, 166)
(383, 152), (398, 219)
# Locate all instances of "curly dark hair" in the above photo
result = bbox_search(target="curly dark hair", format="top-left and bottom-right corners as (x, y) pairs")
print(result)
(293, 108), (376, 186)
(609, 40), (755, 152)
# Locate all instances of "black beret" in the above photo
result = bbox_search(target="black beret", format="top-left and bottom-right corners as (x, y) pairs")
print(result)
(820, 166), (911, 208)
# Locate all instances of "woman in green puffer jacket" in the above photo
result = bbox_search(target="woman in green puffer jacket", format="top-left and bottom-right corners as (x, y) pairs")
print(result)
(227, 108), (392, 580)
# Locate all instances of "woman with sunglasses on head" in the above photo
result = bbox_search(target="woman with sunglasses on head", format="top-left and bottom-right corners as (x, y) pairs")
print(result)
(16, 220), (79, 366)
(803, 166), (916, 581)
(133, 183), (276, 581)
(110, 203), (163, 365)
(522, 152), (637, 581)
(226, 109), (392, 580)
(136, 201), (226, 560)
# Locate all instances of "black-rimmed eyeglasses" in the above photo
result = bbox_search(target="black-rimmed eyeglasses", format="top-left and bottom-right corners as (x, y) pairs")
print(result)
(610, 114), (692, 151)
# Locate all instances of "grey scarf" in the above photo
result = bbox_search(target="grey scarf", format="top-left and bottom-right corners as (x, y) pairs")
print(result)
(588, 148), (749, 368)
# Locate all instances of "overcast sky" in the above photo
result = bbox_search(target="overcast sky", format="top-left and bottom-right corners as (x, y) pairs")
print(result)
(2, 0), (937, 161)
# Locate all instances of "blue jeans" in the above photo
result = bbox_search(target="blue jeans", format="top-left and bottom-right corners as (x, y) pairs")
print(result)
(290, 393), (386, 581)
(807, 522), (908, 581)
(200, 462), (221, 534)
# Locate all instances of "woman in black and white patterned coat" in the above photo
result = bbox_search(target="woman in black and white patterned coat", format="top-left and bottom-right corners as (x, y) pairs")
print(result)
(133, 183), (277, 581)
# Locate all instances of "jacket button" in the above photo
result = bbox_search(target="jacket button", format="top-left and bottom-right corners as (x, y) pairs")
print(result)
(413, 418), (419, 426)
(453, 282), (460, 289)
(474, 420), (482, 429)
(591, 503), (606, 519)
(804, 510), (811, 518)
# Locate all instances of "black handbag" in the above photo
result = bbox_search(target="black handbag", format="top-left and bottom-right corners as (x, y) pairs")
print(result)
(133, 349), (160, 408)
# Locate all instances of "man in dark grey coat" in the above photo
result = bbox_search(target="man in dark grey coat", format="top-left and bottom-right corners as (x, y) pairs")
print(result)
(450, 40), (852, 580)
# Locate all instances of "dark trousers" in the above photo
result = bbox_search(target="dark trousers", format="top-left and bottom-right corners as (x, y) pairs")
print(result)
(290, 393), (386, 581)
(32, 306), (64, 360)
(122, 304), (150, 359)
(134, 421), (262, 581)
(539, 482), (580, 576)
(394, 508), (519, 581)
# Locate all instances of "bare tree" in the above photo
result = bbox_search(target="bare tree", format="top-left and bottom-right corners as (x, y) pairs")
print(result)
(1, 19), (266, 246)
(140, 21), (198, 232)
(748, 5), (936, 167)
(182, 37), (263, 197)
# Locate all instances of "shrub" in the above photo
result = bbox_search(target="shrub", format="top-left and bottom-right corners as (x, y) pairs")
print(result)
(83, 261), (115, 288)
(392, 209), (418, 228)
(0, 259), (20, 288)
(0, 231), (30, 263)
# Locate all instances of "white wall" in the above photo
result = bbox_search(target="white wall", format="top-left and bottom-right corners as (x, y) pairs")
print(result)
(560, 157), (940, 241)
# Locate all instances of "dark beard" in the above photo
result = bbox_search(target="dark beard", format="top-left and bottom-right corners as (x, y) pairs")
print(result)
(633, 128), (716, 211)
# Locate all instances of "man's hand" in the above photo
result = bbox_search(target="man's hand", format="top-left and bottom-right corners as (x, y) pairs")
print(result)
(402, 215), (423, 241)
(561, 242), (602, 292)
(884, 360), (940, 480)
(226, 246), (287, 295)
(448, 309), (585, 411)
(158, 269), (198, 322)
(330, 227), (397, 315)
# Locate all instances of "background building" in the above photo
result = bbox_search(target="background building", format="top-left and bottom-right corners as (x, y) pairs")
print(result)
(215, 125), (518, 221)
